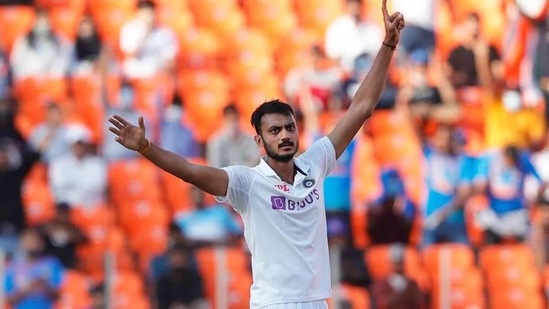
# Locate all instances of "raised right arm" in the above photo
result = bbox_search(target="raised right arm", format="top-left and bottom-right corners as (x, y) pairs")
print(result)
(108, 115), (228, 197)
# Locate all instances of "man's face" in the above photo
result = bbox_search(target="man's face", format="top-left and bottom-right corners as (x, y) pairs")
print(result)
(138, 7), (155, 29)
(46, 106), (62, 126)
(256, 113), (299, 162)
(71, 142), (87, 159)
(432, 126), (454, 154)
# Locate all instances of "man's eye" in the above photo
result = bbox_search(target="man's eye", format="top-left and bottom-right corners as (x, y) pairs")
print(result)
(287, 125), (296, 131)
(272, 128), (280, 134)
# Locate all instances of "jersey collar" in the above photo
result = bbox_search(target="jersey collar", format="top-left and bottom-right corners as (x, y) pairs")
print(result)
(257, 156), (311, 183)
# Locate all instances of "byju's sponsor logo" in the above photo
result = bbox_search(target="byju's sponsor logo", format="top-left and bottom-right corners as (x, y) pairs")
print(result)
(270, 189), (320, 211)
(271, 196), (286, 210)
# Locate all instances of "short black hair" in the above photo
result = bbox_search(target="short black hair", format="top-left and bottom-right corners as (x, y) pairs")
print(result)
(137, 0), (155, 10)
(223, 104), (239, 116)
(250, 99), (295, 135)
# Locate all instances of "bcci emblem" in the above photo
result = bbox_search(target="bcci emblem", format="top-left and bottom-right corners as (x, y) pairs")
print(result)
(303, 179), (315, 188)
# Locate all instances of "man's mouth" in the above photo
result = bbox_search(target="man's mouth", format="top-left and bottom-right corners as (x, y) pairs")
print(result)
(279, 143), (294, 148)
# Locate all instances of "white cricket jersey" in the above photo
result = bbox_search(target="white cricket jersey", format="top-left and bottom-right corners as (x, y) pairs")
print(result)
(215, 136), (337, 308)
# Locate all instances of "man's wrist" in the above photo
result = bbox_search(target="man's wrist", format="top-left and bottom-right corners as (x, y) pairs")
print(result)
(137, 138), (151, 154)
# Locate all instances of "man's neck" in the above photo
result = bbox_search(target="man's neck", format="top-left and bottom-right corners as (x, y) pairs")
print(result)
(266, 157), (296, 184)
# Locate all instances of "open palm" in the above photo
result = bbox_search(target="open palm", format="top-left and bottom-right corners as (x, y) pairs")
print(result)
(108, 115), (146, 151)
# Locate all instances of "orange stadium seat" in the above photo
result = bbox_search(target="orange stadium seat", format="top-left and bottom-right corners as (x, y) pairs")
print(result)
(188, 0), (245, 40)
(153, 0), (193, 34)
(161, 170), (193, 215)
(56, 270), (92, 309)
(48, 7), (83, 41)
(480, 244), (536, 273)
(178, 70), (230, 142)
(0, 6), (35, 51)
(489, 286), (545, 309)
(177, 27), (221, 71)
(118, 200), (169, 235)
(431, 269), (485, 309)
(111, 270), (148, 309)
(223, 27), (273, 60)
(328, 284), (371, 309)
(90, 4), (136, 46)
(365, 245), (429, 291)
(294, 0), (344, 42)
(108, 158), (162, 205)
(422, 244), (475, 279)
(465, 194), (489, 247)
(242, 0), (298, 48)
(34, 0), (86, 11)
(70, 204), (115, 236)
(234, 82), (282, 123)
(22, 181), (55, 226)
(274, 28), (316, 76)
(486, 265), (541, 291)
(196, 247), (253, 309)
(70, 75), (105, 143)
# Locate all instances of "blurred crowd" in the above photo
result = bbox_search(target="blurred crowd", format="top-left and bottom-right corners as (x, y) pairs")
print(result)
(1, 0), (549, 308)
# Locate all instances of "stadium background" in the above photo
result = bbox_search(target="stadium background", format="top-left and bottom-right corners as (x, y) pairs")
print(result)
(0, 0), (549, 308)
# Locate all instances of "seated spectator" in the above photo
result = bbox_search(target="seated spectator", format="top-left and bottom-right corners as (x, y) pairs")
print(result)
(155, 245), (206, 309)
(39, 203), (87, 268)
(324, 0), (383, 72)
(10, 7), (72, 81)
(421, 124), (475, 247)
(175, 186), (242, 248)
(4, 228), (64, 309)
(206, 104), (260, 168)
(367, 169), (416, 245)
(119, 0), (177, 79)
(149, 222), (196, 282)
(0, 99), (41, 257)
(445, 13), (502, 90)
(284, 45), (344, 111)
(160, 95), (201, 158)
(49, 126), (107, 208)
(371, 244), (423, 309)
(28, 103), (72, 163)
(475, 145), (547, 243)
(71, 16), (104, 76)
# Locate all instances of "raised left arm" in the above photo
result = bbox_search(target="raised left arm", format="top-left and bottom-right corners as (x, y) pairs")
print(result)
(328, 0), (405, 158)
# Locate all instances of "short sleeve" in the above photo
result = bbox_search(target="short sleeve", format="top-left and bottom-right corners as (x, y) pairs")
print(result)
(520, 153), (542, 181)
(299, 136), (337, 177)
(214, 166), (254, 213)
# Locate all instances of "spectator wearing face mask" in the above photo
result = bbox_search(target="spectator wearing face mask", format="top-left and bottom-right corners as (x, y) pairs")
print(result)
(10, 8), (72, 81)
(370, 244), (423, 309)
(71, 16), (104, 75)
(4, 228), (65, 309)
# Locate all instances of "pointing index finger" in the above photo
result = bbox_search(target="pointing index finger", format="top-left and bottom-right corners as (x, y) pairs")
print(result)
(382, 0), (389, 18)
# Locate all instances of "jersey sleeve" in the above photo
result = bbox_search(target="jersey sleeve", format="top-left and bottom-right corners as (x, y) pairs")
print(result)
(299, 136), (337, 177)
(214, 166), (254, 213)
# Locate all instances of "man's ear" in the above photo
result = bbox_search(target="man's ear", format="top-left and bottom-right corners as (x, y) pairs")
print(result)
(254, 135), (263, 147)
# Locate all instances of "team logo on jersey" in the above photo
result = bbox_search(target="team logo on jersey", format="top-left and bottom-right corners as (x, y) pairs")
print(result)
(303, 179), (315, 188)
(271, 189), (320, 211)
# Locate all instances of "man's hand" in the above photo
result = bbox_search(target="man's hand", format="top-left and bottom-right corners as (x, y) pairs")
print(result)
(382, 0), (405, 46)
(108, 115), (148, 152)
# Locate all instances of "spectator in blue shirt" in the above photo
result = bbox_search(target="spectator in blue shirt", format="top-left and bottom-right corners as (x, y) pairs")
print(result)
(175, 186), (242, 248)
(475, 145), (547, 243)
(4, 228), (64, 309)
(422, 124), (475, 247)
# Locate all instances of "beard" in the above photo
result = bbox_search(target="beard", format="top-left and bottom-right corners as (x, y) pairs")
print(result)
(264, 140), (299, 162)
